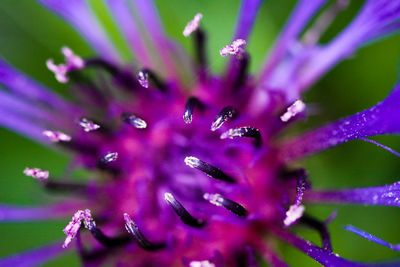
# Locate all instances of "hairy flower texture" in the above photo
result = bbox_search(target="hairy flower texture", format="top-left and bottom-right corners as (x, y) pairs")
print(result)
(0, 0), (400, 266)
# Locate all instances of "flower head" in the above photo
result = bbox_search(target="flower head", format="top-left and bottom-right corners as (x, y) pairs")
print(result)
(0, 0), (400, 266)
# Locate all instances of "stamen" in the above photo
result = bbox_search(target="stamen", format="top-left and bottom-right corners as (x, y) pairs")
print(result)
(189, 260), (216, 267)
(183, 97), (202, 124)
(300, 214), (333, 252)
(64, 209), (129, 249)
(183, 13), (203, 37)
(23, 168), (49, 181)
(220, 127), (262, 147)
(100, 152), (118, 164)
(78, 118), (100, 132)
(121, 112), (147, 129)
(220, 39), (246, 57)
(137, 69), (167, 91)
(137, 70), (149, 88)
(294, 170), (309, 207)
(43, 130), (71, 142)
(284, 169), (308, 227)
(280, 100), (306, 122)
(233, 53), (250, 90)
(211, 106), (237, 131)
(164, 193), (205, 228)
(194, 29), (207, 71)
(85, 58), (137, 89)
(44, 180), (89, 193)
(46, 47), (84, 83)
(283, 204), (305, 227)
(184, 156), (236, 183)
(63, 209), (92, 248)
(124, 213), (165, 251)
(203, 193), (248, 217)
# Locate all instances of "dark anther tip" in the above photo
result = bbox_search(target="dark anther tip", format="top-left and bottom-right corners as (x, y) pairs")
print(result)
(165, 193), (206, 228)
(184, 156), (236, 183)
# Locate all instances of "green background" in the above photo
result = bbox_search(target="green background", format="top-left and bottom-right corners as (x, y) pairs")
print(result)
(0, 0), (399, 266)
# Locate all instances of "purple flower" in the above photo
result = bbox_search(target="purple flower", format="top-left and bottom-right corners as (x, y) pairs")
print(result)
(0, 0), (400, 266)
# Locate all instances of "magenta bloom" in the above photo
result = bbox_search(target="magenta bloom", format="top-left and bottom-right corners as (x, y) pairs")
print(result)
(1, 0), (400, 266)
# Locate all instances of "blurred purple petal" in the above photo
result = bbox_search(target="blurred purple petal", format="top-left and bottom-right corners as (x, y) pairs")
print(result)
(305, 181), (400, 207)
(299, 0), (400, 90)
(131, 0), (179, 79)
(233, 0), (264, 40)
(0, 59), (76, 114)
(0, 203), (78, 222)
(281, 82), (400, 160)
(0, 89), (67, 130)
(105, 0), (151, 67)
(0, 241), (66, 267)
(259, 0), (327, 80)
(345, 225), (400, 252)
(37, 0), (121, 63)
(0, 111), (48, 142)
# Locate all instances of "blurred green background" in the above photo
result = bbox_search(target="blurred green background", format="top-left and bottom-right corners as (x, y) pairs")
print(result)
(0, 0), (399, 266)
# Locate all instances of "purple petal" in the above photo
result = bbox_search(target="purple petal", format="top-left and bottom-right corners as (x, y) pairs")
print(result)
(305, 181), (400, 207)
(130, 0), (179, 79)
(0, 59), (76, 114)
(105, 0), (152, 67)
(360, 138), (400, 158)
(280, 82), (400, 161)
(233, 0), (264, 40)
(0, 111), (48, 142)
(259, 0), (328, 80)
(345, 225), (400, 252)
(37, 0), (121, 63)
(273, 227), (400, 266)
(0, 203), (78, 222)
(298, 0), (400, 90)
(0, 241), (66, 267)
(0, 89), (66, 130)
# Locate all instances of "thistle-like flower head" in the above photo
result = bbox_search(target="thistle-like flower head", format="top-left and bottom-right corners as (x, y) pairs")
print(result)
(0, 0), (400, 266)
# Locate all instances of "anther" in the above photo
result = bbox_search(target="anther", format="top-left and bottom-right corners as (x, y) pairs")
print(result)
(99, 152), (118, 164)
(64, 209), (129, 249)
(220, 127), (262, 147)
(23, 168), (49, 181)
(203, 193), (247, 217)
(137, 70), (149, 88)
(220, 39), (246, 57)
(46, 47), (85, 83)
(43, 130), (71, 142)
(190, 260), (216, 267)
(283, 204), (305, 227)
(121, 112), (147, 129)
(280, 100), (306, 122)
(164, 193), (206, 228)
(183, 97), (203, 124)
(78, 118), (100, 132)
(136, 69), (167, 91)
(63, 209), (92, 248)
(183, 13), (203, 37)
(124, 213), (165, 251)
(211, 106), (237, 131)
(184, 156), (236, 183)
